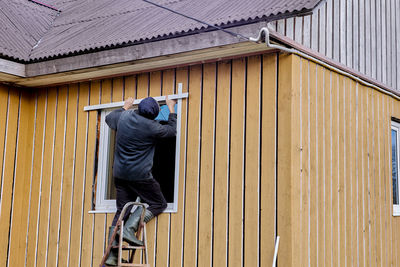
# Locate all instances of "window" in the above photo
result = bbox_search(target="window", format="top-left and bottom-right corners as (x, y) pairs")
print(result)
(391, 120), (400, 216)
(91, 90), (186, 213)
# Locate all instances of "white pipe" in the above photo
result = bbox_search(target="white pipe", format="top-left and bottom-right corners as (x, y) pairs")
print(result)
(250, 27), (400, 101)
(272, 236), (280, 267)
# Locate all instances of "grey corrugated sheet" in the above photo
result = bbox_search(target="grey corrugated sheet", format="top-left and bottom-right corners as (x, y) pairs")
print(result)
(0, 0), (58, 61)
(1, 0), (323, 62)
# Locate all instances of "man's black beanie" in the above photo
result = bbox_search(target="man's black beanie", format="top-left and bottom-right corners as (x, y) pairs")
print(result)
(138, 97), (160, 120)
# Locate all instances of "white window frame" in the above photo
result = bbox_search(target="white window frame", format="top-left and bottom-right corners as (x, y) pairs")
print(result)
(391, 121), (400, 216)
(87, 84), (187, 213)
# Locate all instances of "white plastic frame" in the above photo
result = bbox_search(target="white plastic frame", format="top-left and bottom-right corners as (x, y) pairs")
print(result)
(391, 121), (400, 216)
(93, 83), (186, 213)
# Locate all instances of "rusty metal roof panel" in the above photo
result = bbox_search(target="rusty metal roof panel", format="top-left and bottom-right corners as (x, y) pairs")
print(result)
(1, 0), (323, 61)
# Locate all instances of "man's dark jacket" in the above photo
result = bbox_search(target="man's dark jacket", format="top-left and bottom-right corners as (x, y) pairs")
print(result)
(105, 108), (177, 181)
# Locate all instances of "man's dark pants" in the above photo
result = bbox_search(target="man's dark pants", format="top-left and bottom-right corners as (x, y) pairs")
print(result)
(111, 177), (167, 226)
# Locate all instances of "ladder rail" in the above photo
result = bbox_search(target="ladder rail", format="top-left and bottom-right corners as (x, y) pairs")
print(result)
(100, 202), (148, 267)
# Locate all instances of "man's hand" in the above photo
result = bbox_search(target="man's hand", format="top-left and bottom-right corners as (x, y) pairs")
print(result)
(166, 95), (177, 113)
(123, 97), (134, 110)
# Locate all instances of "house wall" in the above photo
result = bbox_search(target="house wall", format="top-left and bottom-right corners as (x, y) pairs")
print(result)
(270, 0), (400, 91)
(280, 54), (400, 266)
(0, 53), (278, 267)
(1, 52), (399, 267)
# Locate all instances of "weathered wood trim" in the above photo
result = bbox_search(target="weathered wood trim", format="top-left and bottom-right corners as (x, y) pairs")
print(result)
(0, 58), (25, 77)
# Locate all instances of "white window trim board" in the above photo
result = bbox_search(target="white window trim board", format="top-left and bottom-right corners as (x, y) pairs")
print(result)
(391, 121), (400, 216)
(84, 92), (188, 111)
(92, 84), (185, 213)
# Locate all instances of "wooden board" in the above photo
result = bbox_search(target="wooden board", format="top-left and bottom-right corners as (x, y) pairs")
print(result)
(57, 84), (79, 267)
(212, 60), (230, 267)
(260, 53), (277, 267)
(228, 58), (246, 267)
(35, 88), (57, 267)
(276, 54), (294, 267)
(168, 67), (188, 267)
(68, 83), (90, 267)
(80, 80), (100, 267)
(8, 90), (35, 267)
(47, 86), (68, 267)
(244, 55), (261, 266)
(197, 62), (216, 267)
(25, 91), (46, 266)
(182, 65), (202, 267)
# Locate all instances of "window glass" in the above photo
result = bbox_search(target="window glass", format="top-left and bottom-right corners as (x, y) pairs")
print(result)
(392, 129), (399, 205)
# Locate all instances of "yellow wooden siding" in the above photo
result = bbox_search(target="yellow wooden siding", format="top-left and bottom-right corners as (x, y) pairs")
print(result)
(1, 52), (400, 267)
(287, 55), (400, 267)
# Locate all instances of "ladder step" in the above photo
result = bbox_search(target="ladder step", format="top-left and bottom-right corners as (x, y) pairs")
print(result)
(111, 245), (145, 250)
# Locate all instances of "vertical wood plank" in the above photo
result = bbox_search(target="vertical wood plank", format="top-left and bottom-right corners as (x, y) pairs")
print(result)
(80, 80), (100, 267)
(371, 0), (377, 79)
(363, 85), (371, 267)
(365, 0), (372, 77)
(324, 68), (332, 267)
(57, 84), (78, 267)
(344, 78), (352, 267)
(359, 0), (365, 74)
(169, 67), (188, 267)
(331, 72), (339, 267)
(300, 59), (310, 267)
(228, 58), (246, 267)
(68, 83), (90, 267)
(35, 88), (56, 267)
(26, 91), (46, 266)
(350, 80), (358, 267)
(316, 65), (324, 267)
(311, 8), (319, 51)
(276, 54), (294, 267)
(244, 56), (261, 267)
(380, 0), (386, 83)
(197, 63), (216, 267)
(124, 75), (136, 99)
(157, 73), (174, 267)
(320, 3), (328, 56)
(333, 0), (340, 61)
(260, 54), (277, 267)
(8, 90), (35, 267)
(309, 62), (318, 267)
(212, 60), (230, 267)
(91, 79), (111, 266)
(183, 65), (202, 267)
(0, 87), (14, 267)
(357, 84), (365, 267)
(303, 15), (311, 48)
(47, 86), (68, 267)
(147, 71), (162, 267)
(346, 0), (353, 68)
(353, 0), (359, 71)
(0, 89), (19, 267)
(396, 0), (400, 90)
(338, 76), (346, 267)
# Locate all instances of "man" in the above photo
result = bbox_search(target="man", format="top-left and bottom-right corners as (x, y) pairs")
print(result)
(104, 95), (177, 265)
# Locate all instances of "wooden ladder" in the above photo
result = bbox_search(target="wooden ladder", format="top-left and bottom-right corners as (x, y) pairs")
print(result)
(100, 202), (149, 267)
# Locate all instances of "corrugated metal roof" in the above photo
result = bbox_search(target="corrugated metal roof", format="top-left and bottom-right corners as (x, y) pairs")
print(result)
(1, 0), (323, 62)
(0, 0), (58, 60)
